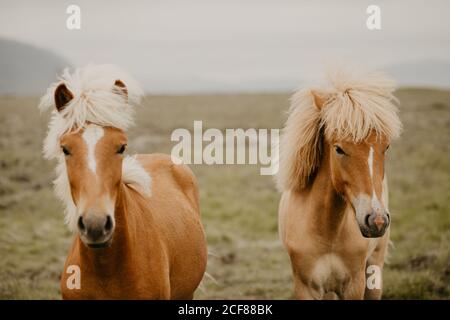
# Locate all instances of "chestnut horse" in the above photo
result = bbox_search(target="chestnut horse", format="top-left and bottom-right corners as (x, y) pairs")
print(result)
(40, 65), (207, 299)
(277, 70), (402, 299)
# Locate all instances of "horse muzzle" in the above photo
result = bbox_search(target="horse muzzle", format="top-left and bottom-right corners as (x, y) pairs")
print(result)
(77, 213), (115, 249)
(358, 211), (390, 238)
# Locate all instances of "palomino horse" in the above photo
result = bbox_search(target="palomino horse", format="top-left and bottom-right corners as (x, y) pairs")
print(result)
(277, 70), (402, 299)
(40, 65), (207, 299)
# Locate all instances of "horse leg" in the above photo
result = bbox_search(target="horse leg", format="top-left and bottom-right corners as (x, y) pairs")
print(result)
(342, 271), (366, 300)
(172, 293), (194, 300)
(291, 260), (315, 299)
(293, 275), (315, 299)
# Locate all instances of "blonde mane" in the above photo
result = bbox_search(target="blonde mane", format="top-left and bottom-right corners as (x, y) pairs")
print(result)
(39, 64), (142, 159)
(40, 64), (151, 231)
(276, 69), (402, 192)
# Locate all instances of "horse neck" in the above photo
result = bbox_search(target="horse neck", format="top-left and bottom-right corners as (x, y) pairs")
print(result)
(308, 141), (348, 239)
(76, 183), (143, 273)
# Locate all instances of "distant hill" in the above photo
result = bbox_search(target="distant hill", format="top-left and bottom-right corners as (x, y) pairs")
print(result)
(0, 38), (69, 95)
(385, 60), (450, 89)
(1, 37), (449, 95)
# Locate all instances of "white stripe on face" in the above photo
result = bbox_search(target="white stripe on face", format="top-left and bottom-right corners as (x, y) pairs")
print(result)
(371, 193), (384, 214)
(82, 125), (104, 173)
(367, 146), (384, 211)
(368, 146), (374, 180)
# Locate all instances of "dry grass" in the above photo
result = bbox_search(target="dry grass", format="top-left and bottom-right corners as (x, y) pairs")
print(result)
(0, 89), (449, 299)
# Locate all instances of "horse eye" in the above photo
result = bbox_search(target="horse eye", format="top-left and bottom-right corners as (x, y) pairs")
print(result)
(62, 146), (71, 156)
(117, 144), (127, 154)
(385, 145), (390, 153)
(334, 146), (346, 156)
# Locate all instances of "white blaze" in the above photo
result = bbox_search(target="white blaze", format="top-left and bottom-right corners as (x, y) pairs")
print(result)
(368, 146), (374, 179)
(82, 125), (104, 173)
(367, 146), (383, 212)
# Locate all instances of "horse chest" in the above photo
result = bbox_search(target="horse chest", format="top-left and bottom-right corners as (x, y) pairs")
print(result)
(61, 265), (169, 299)
(61, 240), (171, 299)
(293, 229), (370, 299)
(309, 253), (350, 299)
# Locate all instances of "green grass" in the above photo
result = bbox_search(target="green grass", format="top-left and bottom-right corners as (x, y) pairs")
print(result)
(0, 90), (449, 299)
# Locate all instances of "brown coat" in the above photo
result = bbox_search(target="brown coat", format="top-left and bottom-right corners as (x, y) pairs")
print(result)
(61, 154), (207, 299)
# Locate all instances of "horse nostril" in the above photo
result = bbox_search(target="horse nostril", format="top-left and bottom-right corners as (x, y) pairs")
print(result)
(104, 215), (113, 233)
(365, 214), (370, 227)
(77, 216), (86, 232)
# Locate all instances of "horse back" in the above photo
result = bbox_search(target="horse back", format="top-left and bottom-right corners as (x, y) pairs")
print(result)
(136, 153), (200, 212)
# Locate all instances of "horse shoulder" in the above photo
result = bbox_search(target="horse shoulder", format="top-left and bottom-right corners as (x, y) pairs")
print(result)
(134, 154), (206, 298)
(278, 190), (313, 254)
(278, 191), (291, 244)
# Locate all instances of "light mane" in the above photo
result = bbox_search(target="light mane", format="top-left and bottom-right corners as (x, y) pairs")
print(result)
(39, 64), (142, 160)
(276, 69), (402, 192)
(122, 156), (152, 197)
(40, 64), (152, 231)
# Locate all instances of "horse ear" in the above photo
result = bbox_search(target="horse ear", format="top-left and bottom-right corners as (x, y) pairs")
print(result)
(54, 83), (73, 112)
(311, 90), (329, 110)
(114, 79), (128, 98)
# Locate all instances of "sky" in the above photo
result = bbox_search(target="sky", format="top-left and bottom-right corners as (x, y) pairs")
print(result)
(1, 0), (450, 93)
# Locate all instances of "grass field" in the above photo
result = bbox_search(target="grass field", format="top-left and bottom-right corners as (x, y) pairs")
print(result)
(0, 89), (449, 299)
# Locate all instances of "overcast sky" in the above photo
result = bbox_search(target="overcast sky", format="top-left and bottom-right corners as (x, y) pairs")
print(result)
(1, 0), (449, 92)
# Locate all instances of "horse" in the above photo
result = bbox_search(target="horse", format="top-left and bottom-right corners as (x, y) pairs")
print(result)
(276, 70), (402, 299)
(39, 65), (207, 299)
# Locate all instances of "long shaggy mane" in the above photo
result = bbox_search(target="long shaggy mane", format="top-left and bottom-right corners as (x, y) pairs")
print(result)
(276, 69), (402, 192)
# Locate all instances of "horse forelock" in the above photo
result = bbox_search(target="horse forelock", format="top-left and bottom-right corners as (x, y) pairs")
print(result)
(40, 64), (142, 160)
(321, 70), (402, 143)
